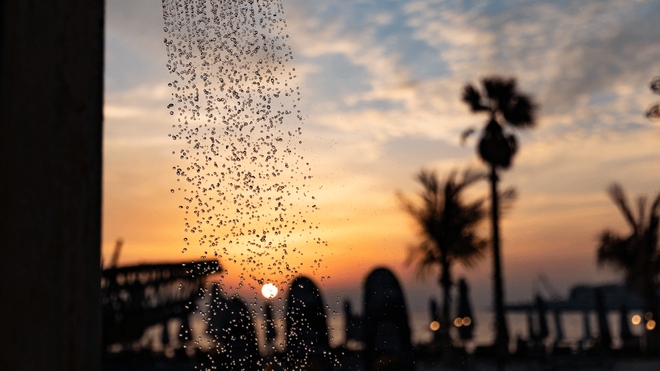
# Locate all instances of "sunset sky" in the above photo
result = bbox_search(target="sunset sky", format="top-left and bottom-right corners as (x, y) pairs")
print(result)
(104, 0), (660, 313)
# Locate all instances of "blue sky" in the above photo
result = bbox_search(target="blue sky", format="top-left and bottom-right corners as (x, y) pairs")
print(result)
(104, 0), (660, 318)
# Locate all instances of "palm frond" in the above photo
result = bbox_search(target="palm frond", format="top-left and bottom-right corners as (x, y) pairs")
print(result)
(499, 186), (518, 216)
(406, 240), (440, 280)
(462, 84), (488, 112)
(637, 196), (647, 232)
(648, 193), (660, 242)
(461, 128), (476, 145)
(395, 191), (422, 220)
(453, 234), (488, 268)
(650, 192), (660, 216)
(646, 103), (660, 121)
(458, 168), (487, 189)
(598, 185), (660, 313)
(505, 133), (518, 158)
(400, 168), (488, 283)
(472, 76), (538, 129)
(503, 94), (536, 128)
(650, 76), (660, 95)
(483, 77), (515, 111)
(597, 230), (635, 273)
(607, 183), (639, 233)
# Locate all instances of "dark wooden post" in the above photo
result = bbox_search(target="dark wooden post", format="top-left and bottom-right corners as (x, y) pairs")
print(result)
(0, 1), (104, 370)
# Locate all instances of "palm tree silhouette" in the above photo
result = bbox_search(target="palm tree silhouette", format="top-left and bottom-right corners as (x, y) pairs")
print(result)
(597, 183), (660, 350)
(399, 168), (488, 346)
(461, 76), (537, 358)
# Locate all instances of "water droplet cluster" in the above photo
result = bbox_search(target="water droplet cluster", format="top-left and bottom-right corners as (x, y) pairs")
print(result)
(162, 0), (325, 290)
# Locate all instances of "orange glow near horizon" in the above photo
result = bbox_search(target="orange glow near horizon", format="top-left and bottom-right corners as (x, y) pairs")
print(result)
(101, 138), (637, 300)
(103, 1), (660, 309)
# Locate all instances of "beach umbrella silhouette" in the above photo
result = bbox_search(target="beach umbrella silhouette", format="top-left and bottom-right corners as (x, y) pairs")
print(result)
(217, 296), (261, 371)
(363, 267), (414, 371)
(456, 279), (475, 341)
(286, 276), (331, 369)
(594, 288), (612, 348)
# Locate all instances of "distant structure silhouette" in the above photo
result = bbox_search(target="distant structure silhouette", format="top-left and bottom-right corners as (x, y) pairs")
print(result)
(363, 268), (414, 371)
(208, 282), (224, 345)
(285, 276), (332, 370)
(204, 282), (264, 370)
(506, 282), (657, 354)
(101, 260), (219, 351)
(462, 76), (537, 365)
(178, 312), (192, 350)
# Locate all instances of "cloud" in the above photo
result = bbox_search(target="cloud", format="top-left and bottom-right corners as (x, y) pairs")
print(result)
(284, 0), (659, 143)
(405, 0), (660, 122)
(106, 1), (167, 48)
(278, 0), (660, 218)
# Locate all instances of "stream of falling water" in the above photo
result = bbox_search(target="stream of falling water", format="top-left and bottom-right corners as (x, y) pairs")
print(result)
(162, 0), (326, 290)
(161, 0), (333, 366)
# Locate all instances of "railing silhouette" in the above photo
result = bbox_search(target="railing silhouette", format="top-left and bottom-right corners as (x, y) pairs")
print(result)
(101, 260), (219, 349)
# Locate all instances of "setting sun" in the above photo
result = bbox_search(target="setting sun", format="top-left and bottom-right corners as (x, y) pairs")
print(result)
(261, 283), (278, 299)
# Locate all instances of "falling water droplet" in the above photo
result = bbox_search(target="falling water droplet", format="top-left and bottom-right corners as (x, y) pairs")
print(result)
(161, 0), (331, 367)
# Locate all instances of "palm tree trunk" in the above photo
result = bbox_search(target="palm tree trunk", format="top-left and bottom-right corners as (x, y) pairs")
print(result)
(490, 165), (509, 367)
